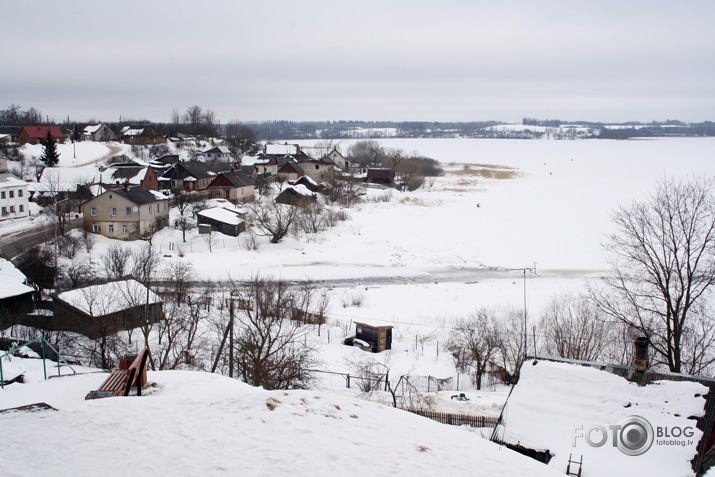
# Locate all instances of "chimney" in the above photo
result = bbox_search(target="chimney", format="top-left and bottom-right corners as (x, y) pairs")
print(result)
(124, 182), (131, 191)
(634, 337), (649, 373)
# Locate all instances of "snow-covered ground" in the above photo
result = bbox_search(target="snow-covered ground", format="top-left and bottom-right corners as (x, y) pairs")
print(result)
(0, 358), (560, 477)
(139, 137), (715, 325)
(2, 137), (713, 476)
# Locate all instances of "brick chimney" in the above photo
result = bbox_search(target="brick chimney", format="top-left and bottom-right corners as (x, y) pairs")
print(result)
(634, 337), (649, 373)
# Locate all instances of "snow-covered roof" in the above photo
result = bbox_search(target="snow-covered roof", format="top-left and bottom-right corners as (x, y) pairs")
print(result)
(0, 172), (28, 188)
(0, 258), (34, 300)
(88, 184), (107, 197)
(149, 190), (167, 200)
(494, 359), (708, 477)
(100, 166), (148, 185)
(204, 146), (231, 154)
(83, 124), (102, 135)
(121, 127), (144, 136)
(37, 166), (98, 191)
(289, 184), (314, 197)
(56, 279), (161, 316)
(265, 143), (299, 155)
(197, 207), (244, 226)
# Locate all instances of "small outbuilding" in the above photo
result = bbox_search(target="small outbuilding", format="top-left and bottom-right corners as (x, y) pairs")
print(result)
(366, 168), (395, 185)
(196, 206), (246, 236)
(346, 322), (393, 353)
(274, 185), (317, 207)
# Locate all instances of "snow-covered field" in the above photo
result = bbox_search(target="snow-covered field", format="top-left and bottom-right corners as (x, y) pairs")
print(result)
(149, 137), (715, 324)
(6, 137), (713, 354)
(2, 137), (714, 476)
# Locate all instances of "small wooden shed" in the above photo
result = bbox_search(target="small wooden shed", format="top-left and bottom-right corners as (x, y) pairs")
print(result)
(354, 322), (393, 353)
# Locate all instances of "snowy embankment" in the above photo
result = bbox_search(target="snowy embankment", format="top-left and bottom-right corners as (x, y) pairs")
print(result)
(0, 360), (559, 477)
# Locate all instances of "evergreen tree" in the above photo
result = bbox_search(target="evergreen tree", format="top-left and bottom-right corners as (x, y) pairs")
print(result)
(40, 130), (60, 166)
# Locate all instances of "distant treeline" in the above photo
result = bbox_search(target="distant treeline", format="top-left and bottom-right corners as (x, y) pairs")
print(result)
(246, 120), (503, 140)
(248, 119), (715, 140)
(3, 104), (714, 140)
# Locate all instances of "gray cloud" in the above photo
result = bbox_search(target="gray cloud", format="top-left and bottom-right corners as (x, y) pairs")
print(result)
(2, 0), (713, 123)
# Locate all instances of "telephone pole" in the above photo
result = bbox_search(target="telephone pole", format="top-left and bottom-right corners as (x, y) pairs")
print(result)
(510, 263), (537, 357)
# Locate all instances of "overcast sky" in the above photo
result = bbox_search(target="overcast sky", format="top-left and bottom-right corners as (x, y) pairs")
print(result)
(2, 1), (713, 124)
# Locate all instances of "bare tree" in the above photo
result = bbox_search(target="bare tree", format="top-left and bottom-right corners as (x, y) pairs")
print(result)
(224, 120), (257, 154)
(495, 308), (526, 384)
(165, 261), (194, 305)
(65, 258), (97, 289)
(102, 244), (132, 279)
(395, 159), (425, 191)
(447, 309), (502, 390)
(248, 200), (300, 244)
(324, 173), (365, 208)
(591, 177), (715, 373)
(228, 277), (318, 390)
(175, 215), (195, 242)
(539, 294), (611, 362)
(155, 289), (209, 370)
(345, 356), (425, 408)
(296, 202), (329, 234)
(172, 188), (199, 216)
(205, 227), (218, 253)
(347, 140), (385, 168)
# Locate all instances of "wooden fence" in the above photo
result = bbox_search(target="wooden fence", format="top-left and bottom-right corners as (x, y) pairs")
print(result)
(402, 408), (499, 429)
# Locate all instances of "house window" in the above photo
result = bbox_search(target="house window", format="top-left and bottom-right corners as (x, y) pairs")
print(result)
(214, 190), (220, 197)
(108, 224), (114, 233)
(0, 191), (4, 199)
(9, 206), (14, 213)
(93, 224), (101, 233)
(91, 207), (97, 216)
(148, 205), (152, 213)
(111, 207), (117, 216)
(18, 189), (23, 198)
(126, 207), (131, 216)
(1, 207), (5, 215)
(122, 224), (127, 233)
(19, 205), (23, 212)
(8, 190), (13, 198)
(315, 165), (319, 170)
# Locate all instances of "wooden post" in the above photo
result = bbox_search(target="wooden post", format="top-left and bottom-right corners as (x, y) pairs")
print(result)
(229, 298), (234, 378)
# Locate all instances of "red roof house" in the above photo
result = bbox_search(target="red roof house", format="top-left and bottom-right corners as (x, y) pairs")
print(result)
(17, 126), (66, 145)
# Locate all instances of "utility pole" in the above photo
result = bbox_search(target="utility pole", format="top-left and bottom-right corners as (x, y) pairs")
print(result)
(510, 263), (537, 358)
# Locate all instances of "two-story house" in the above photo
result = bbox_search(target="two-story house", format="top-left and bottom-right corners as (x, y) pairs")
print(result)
(203, 146), (233, 162)
(297, 158), (335, 182)
(82, 185), (169, 240)
(83, 123), (117, 142)
(120, 124), (164, 145)
(0, 172), (29, 220)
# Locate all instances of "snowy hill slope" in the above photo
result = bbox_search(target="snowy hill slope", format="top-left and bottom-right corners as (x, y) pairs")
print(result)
(0, 365), (560, 476)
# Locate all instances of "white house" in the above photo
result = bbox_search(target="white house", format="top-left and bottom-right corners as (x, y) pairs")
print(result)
(0, 172), (29, 220)
(83, 123), (117, 142)
(203, 146), (233, 162)
(326, 147), (351, 170)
